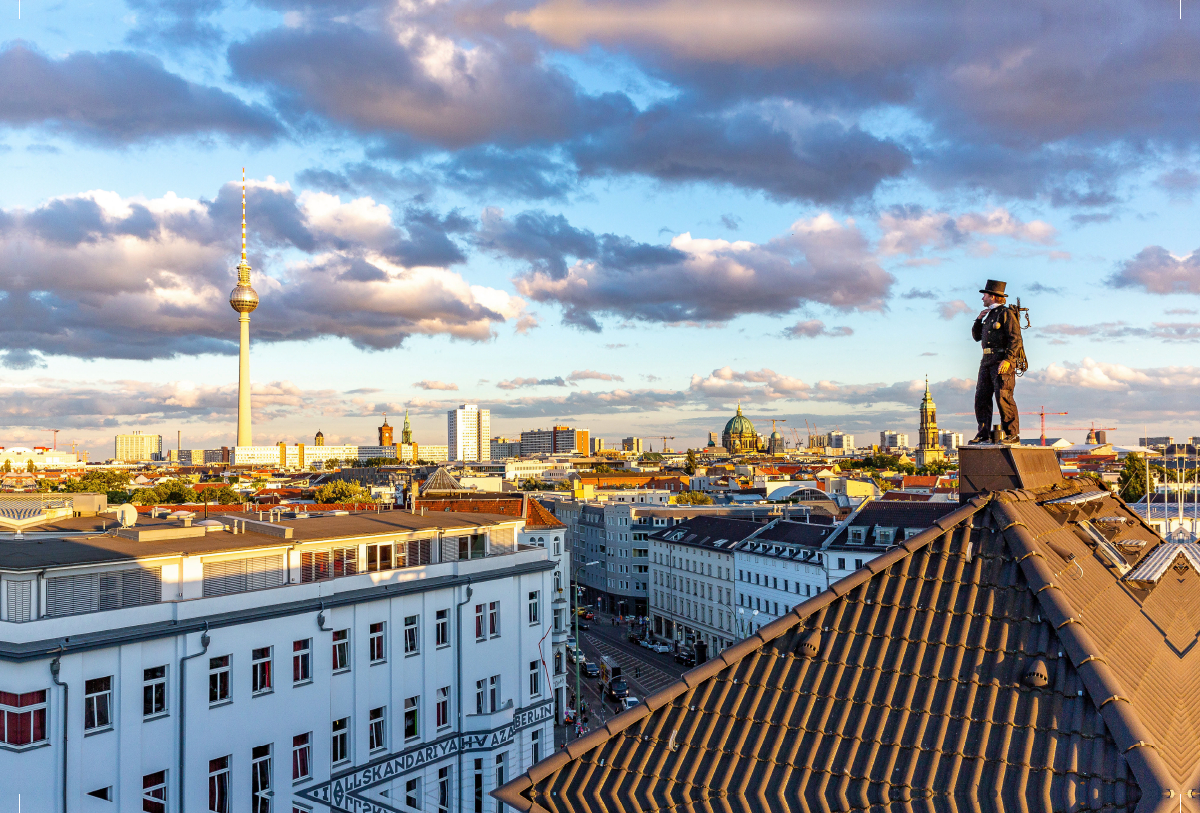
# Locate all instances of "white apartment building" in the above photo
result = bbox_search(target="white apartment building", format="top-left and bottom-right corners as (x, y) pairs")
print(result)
(232, 444), (361, 469)
(518, 427), (587, 457)
(0, 447), (81, 469)
(114, 432), (163, 462)
(0, 505), (555, 813)
(647, 516), (748, 656)
(879, 431), (910, 450)
(940, 430), (965, 451)
(823, 431), (854, 449)
(449, 406), (491, 463)
(489, 438), (522, 460)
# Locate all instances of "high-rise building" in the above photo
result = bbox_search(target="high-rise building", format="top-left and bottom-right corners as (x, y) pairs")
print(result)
(591, 437), (606, 454)
(940, 430), (964, 451)
(114, 431), (163, 462)
(823, 431), (854, 449)
(490, 437), (523, 459)
(448, 404), (491, 462)
(915, 379), (944, 468)
(880, 431), (910, 450)
(228, 169), (258, 448)
(622, 437), (643, 454)
(520, 426), (589, 456)
(378, 413), (393, 446)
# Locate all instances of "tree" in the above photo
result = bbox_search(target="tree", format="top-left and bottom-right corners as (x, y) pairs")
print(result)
(25, 459), (36, 472)
(684, 449), (699, 476)
(672, 490), (714, 505)
(592, 464), (615, 474)
(314, 479), (369, 504)
(2, 460), (11, 473)
(201, 485), (244, 505)
(1118, 455), (1150, 502)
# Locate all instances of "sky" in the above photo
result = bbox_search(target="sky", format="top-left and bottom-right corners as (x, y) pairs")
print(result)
(1, 0), (1200, 457)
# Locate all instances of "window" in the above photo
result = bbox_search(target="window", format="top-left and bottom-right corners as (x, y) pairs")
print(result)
(436, 687), (450, 729)
(369, 707), (387, 752)
(475, 680), (486, 715)
(495, 753), (507, 812)
(527, 591), (539, 625)
(855, 558), (864, 570)
(143, 770), (167, 813)
(529, 660), (541, 696)
(300, 547), (358, 582)
(332, 630), (350, 672)
(437, 767), (451, 813)
(331, 718), (350, 765)
(403, 616), (419, 655)
(252, 647), (273, 694)
(404, 696), (419, 740)
(292, 733), (312, 781)
(293, 639), (312, 684)
(837, 557), (846, 570)
(371, 622), (388, 662)
(553, 651), (563, 675)
(531, 728), (541, 764)
(84, 676), (113, 731)
(0, 690), (47, 746)
(209, 656), (231, 704)
(365, 543), (393, 572)
(144, 666), (168, 718)
(251, 744), (272, 813)
(406, 777), (421, 810)
(473, 758), (484, 813)
(488, 602), (500, 637)
(459, 534), (486, 560)
(474, 605), (486, 641)
(208, 756), (231, 813)
(553, 608), (563, 633)
(435, 609), (450, 647)
(488, 675), (501, 712)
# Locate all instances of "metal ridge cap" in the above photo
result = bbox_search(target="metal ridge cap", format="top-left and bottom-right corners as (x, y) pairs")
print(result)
(490, 775), (536, 811)
(993, 499), (1177, 803)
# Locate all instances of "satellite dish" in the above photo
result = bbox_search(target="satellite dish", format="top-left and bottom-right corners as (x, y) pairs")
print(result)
(116, 504), (138, 528)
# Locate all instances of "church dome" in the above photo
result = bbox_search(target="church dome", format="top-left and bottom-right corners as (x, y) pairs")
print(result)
(724, 404), (755, 436)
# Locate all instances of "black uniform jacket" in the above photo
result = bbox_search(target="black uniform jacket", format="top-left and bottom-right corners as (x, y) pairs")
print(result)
(972, 305), (1023, 365)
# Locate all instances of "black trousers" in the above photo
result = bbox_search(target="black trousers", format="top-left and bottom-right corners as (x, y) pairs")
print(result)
(975, 360), (1019, 439)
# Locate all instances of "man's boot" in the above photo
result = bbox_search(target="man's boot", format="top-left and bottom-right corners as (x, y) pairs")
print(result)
(966, 432), (989, 445)
(1001, 435), (1021, 446)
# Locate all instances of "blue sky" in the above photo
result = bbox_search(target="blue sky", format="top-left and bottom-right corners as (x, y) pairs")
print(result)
(2, 0), (1199, 457)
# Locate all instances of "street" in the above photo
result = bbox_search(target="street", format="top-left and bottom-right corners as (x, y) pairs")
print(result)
(554, 612), (690, 748)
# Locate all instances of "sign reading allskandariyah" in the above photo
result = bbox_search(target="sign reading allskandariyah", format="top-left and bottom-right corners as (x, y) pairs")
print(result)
(298, 700), (554, 813)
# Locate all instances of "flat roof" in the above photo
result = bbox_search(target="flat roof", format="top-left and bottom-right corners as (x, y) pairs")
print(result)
(0, 510), (523, 571)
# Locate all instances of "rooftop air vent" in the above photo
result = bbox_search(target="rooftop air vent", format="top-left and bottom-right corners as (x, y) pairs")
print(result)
(797, 629), (821, 658)
(1023, 657), (1050, 688)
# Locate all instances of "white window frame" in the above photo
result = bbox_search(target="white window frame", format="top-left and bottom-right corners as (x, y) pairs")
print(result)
(143, 665), (168, 719)
(251, 646), (273, 695)
(209, 656), (231, 705)
(436, 686), (450, 729)
(527, 591), (539, 625)
(331, 718), (350, 765)
(84, 675), (113, 732)
(142, 770), (168, 812)
(292, 732), (312, 782)
(332, 630), (350, 672)
(368, 706), (387, 753)
(403, 615), (419, 656)
(208, 755), (231, 813)
(404, 696), (419, 741)
(251, 744), (273, 813)
(293, 639), (312, 685)
(371, 622), (388, 663)
(435, 609), (450, 648)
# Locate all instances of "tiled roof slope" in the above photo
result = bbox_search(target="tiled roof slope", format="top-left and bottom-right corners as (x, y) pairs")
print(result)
(497, 474), (1200, 813)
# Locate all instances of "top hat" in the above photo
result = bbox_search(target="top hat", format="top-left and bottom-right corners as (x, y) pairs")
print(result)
(979, 279), (1007, 297)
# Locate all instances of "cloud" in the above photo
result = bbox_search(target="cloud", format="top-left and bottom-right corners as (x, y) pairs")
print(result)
(228, 23), (631, 151)
(720, 214), (741, 230)
(1027, 282), (1063, 295)
(1157, 168), (1200, 203)
(124, 0), (226, 49)
(1166, 308), (1198, 315)
(1038, 321), (1200, 343)
(783, 319), (853, 339)
(414, 380), (459, 391)
(877, 205), (1056, 257)
(0, 42), (280, 145)
(496, 376), (569, 390)
(938, 300), (971, 320)
(0, 182), (526, 360)
(901, 288), (936, 299)
(502, 211), (894, 330)
(567, 370), (624, 382)
(1108, 246), (1200, 295)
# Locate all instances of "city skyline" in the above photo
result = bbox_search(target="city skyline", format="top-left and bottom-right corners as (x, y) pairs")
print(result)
(2, 2), (1199, 454)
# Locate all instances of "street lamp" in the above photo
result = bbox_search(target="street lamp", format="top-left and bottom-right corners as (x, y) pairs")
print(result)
(573, 560), (600, 740)
(736, 607), (759, 639)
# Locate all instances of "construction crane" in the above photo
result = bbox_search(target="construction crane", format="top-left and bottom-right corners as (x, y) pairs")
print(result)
(953, 405), (1069, 445)
(48, 429), (59, 450)
(651, 436), (675, 453)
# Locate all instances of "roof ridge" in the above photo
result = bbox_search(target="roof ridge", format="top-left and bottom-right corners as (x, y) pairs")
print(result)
(991, 499), (1180, 808)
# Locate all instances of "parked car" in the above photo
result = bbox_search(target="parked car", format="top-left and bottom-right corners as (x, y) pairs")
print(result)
(650, 642), (672, 653)
(606, 677), (629, 700)
(674, 648), (696, 666)
(628, 632), (644, 644)
(637, 638), (654, 649)
(583, 661), (600, 678)
(619, 697), (640, 711)
(577, 621), (590, 630)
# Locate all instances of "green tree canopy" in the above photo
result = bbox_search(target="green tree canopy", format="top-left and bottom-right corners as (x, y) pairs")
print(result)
(130, 479), (200, 505)
(199, 485), (244, 505)
(1118, 455), (1150, 502)
(672, 490), (714, 505)
(314, 479), (369, 504)
(684, 449), (699, 476)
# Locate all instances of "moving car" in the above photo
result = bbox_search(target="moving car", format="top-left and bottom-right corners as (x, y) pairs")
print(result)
(606, 677), (629, 700)
(577, 621), (590, 630)
(674, 648), (696, 666)
(649, 642), (671, 653)
(567, 647), (585, 663)
(583, 662), (600, 678)
(627, 632), (642, 644)
(619, 697), (640, 711)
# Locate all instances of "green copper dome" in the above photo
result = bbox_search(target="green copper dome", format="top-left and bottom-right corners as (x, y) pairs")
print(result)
(724, 403), (755, 435)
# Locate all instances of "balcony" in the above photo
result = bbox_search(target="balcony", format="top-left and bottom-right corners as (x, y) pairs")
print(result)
(463, 700), (514, 733)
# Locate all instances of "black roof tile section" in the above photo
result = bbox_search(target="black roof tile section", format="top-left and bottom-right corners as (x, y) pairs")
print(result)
(649, 516), (765, 549)
(498, 452), (1200, 813)
(752, 520), (833, 547)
